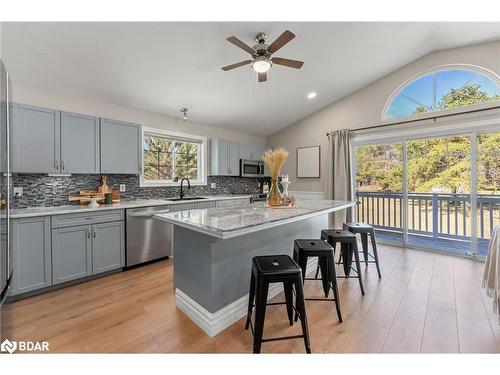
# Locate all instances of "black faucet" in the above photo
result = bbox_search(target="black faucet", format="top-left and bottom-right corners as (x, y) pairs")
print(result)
(180, 178), (191, 200)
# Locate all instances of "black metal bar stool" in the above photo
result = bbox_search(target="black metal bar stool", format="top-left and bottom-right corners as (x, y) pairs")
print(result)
(319, 229), (365, 295)
(343, 222), (382, 278)
(293, 239), (343, 323)
(245, 255), (311, 354)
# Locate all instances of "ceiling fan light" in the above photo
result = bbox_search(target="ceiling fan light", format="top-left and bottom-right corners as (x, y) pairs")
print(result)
(252, 59), (271, 73)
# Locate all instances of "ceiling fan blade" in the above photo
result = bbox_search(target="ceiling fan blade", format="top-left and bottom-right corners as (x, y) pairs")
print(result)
(226, 36), (256, 55)
(258, 72), (267, 82)
(271, 57), (304, 69)
(266, 30), (295, 54)
(221, 60), (252, 71)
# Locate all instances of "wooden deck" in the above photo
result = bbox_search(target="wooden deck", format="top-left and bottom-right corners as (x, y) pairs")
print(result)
(376, 230), (490, 257)
(3, 244), (499, 353)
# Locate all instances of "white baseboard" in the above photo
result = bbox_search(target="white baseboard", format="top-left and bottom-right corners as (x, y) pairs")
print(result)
(175, 258), (318, 337)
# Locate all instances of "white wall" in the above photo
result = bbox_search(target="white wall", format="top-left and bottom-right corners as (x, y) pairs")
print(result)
(10, 81), (266, 146)
(266, 40), (500, 193)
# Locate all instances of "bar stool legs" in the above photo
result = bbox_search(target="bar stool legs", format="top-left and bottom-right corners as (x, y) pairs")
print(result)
(245, 255), (311, 354)
(320, 230), (366, 296)
(294, 240), (343, 323)
(369, 230), (382, 278)
(351, 241), (365, 295)
(343, 223), (382, 279)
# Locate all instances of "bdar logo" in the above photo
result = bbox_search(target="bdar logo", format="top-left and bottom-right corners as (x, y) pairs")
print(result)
(1, 339), (17, 354)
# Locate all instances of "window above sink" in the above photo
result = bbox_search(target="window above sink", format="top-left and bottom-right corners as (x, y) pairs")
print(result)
(140, 127), (208, 187)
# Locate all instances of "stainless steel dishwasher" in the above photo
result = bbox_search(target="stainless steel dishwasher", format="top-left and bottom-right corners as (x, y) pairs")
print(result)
(126, 205), (172, 267)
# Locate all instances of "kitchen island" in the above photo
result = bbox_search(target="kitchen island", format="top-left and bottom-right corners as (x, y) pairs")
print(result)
(154, 200), (354, 336)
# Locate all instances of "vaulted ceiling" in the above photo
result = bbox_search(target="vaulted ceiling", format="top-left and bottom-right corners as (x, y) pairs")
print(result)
(3, 22), (500, 135)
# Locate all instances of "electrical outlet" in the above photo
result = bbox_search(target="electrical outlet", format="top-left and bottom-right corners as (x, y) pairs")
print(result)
(13, 187), (23, 197)
(210, 183), (216, 189)
(120, 184), (126, 192)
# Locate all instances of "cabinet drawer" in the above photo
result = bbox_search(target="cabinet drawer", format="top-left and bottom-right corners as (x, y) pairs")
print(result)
(51, 210), (124, 228)
(195, 201), (216, 209)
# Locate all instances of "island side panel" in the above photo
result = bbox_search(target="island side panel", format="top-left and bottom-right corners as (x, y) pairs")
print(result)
(173, 226), (215, 310)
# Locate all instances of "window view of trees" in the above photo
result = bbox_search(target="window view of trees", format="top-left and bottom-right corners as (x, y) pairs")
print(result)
(355, 144), (402, 192)
(359, 75), (500, 194)
(385, 68), (500, 120)
(173, 141), (199, 181)
(143, 134), (200, 182)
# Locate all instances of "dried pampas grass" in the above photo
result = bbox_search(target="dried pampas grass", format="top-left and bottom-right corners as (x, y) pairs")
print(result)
(262, 148), (289, 180)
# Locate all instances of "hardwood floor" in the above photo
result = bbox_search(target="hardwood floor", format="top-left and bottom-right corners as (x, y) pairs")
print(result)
(4, 244), (499, 353)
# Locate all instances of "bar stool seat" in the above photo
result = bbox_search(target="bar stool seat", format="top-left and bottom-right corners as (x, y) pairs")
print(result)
(320, 229), (365, 295)
(293, 239), (343, 323)
(245, 255), (311, 354)
(343, 222), (382, 278)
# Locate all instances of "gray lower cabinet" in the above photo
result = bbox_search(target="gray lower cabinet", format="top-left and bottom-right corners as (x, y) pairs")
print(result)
(10, 103), (61, 173)
(52, 225), (93, 285)
(194, 201), (216, 209)
(60, 111), (100, 173)
(216, 198), (251, 208)
(10, 217), (52, 295)
(52, 215), (125, 285)
(100, 118), (141, 174)
(92, 221), (125, 274)
(170, 203), (195, 212)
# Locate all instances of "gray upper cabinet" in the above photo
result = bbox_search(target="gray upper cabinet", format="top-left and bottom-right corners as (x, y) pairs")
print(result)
(239, 144), (253, 160)
(228, 141), (239, 176)
(60, 112), (100, 173)
(92, 221), (124, 275)
(100, 118), (141, 174)
(10, 217), (52, 295)
(240, 144), (263, 161)
(209, 139), (239, 176)
(52, 225), (93, 285)
(10, 103), (60, 173)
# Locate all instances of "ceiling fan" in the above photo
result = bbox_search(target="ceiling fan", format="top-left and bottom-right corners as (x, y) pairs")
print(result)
(222, 30), (304, 82)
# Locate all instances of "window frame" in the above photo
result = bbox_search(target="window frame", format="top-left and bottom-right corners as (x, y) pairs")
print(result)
(381, 64), (500, 121)
(140, 127), (208, 187)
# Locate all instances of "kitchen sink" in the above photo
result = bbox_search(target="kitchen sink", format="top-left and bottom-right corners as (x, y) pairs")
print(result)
(168, 197), (208, 201)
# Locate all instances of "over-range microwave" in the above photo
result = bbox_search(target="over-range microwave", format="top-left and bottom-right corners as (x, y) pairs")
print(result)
(240, 159), (265, 177)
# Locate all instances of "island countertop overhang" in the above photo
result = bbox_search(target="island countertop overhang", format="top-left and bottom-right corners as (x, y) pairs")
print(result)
(154, 200), (355, 239)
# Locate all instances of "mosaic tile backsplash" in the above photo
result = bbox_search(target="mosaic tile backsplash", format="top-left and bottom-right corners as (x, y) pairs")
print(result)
(10, 174), (266, 208)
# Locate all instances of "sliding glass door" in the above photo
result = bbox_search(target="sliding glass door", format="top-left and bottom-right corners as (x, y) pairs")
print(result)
(476, 130), (500, 256)
(406, 135), (472, 254)
(354, 143), (404, 246)
(353, 129), (500, 258)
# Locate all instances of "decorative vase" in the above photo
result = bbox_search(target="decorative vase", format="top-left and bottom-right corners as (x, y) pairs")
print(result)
(267, 179), (283, 206)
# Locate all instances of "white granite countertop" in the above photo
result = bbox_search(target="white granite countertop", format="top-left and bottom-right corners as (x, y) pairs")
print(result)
(154, 200), (355, 239)
(10, 195), (252, 219)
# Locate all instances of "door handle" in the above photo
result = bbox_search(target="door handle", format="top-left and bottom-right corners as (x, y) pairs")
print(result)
(87, 228), (91, 238)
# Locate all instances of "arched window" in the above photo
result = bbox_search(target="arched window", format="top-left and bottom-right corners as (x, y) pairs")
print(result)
(382, 65), (500, 120)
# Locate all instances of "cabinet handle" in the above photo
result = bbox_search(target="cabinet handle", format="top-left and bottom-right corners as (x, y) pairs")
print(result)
(87, 229), (91, 238)
(93, 229), (96, 238)
(62, 160), (65, 171)
(55, 160), (59, 171)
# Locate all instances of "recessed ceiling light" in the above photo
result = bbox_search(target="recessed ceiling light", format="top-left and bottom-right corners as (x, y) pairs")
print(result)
(307, 92), (317, 99)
